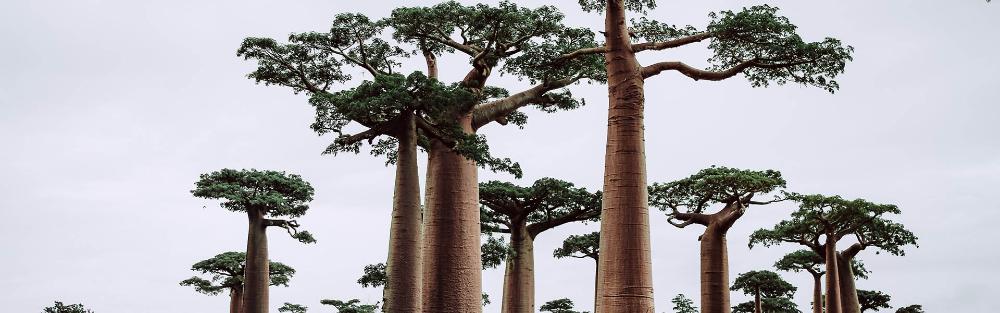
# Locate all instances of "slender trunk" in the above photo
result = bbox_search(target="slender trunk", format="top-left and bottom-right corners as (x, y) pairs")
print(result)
(593, 259), (599, 313)
(421, 114), (481, 313)
(501, 224), (535, 313)
(837, 254), (860, 313)
(808, 272), (822, 313)
(824, 235), (842, 313)
(244, 209), (269, 313)
(230, 286), (244, 313)
(384, 112), (422, 313)
(754, 287), (762, 313)
(596, 1), (654, 312)
(700, 225), (731, 313)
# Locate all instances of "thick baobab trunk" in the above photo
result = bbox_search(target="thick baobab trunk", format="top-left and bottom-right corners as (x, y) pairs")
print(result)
(230, 287), (244, 313)
(837, 254), (860, 313)
(421, 114), (481, 313)
(811, 273), (823, 313)
(700, 225), (731, 313)
(501, 225), (535, 313)
(244, 210), (269, 313)
(754, 287), (762, 313)
(824, 235), (842, 313)
(596, 1), (655, 312)
(384, 112), (422, 313)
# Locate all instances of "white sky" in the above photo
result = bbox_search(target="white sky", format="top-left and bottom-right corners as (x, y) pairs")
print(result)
(1, 0), (997, 312)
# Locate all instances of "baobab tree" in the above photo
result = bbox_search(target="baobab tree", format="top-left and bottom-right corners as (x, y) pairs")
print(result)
(320, 299), (378, 313)
(895, 305), (924, 313)
(479, 178), (601, 313)
(731, 270), (797, 313)
(858, 290), (892, 313)
(671, 294), (698, 313)
(773, 250), (867, 313)
(750, 194), (917, 313)
(540, 299), (587, 313)
(180, 251), (296, 313)
(192, 169), (315, 313)
(732, 298), (801, 313)
(43, 302), (93, 313)
(571, 2), (852, 310)
(553, 231), (600, 312)
(242, 2), (606, 310)
(278, 303), (307, 313)
(648, 167), (786, 313)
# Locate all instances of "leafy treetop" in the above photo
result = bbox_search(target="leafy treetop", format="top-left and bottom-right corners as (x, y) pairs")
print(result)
(481, 234), (511, 269)
(357, 263), (387, 288)
(671, 294), (698, 313)
(278, 303), (308, 313)
(773, 249), (870, 280)
(480, 178), (601, 238)
(553, 231), (600, 261)
(732, 298), (801, 313)
(179, 251), (295, 295)
(192, 169), (316, 243)
(730, 270), (796, 298)
(858, 290), (892, 313)
(895, 305), (924, 313)
(540, 298), (588, 313)
(320, 299), (378, 313)
(43, 302), (93, 313)
(648, 166), (786, 229)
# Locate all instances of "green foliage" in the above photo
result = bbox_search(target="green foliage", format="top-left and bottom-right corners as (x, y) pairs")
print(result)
(649, 166), (786, 214)
(482, 293), (492, 306)
(357, 263), (387, 288)
(179, 251), (295, 295)
(731, 270), (796, 298)
(480, 178), (601, 236)
(481, 235), (511, 269)
(577, 0), (658, 14)
(43, 302), (93, 313)
(774, 249), (824, 274)
(320, 299), (379, 313)
(191, 169), (314, 218)
(732, 297), (801, 313)
(895, 305), (924, 313)
(671, 294), (698, 313)
(279, 303), (308, 313)
(540, 298), (588, 313)
(858, 289), (892, 312)
(553, 231), (600, 260)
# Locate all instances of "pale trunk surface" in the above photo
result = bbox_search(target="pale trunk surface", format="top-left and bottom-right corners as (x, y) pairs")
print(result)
(596, 1), (655, 312)
(700, 225), (731, 313)
(824, 235), (842, 313)
(754, 288), (762, 313)
(501, 225), (535, 313)
(230, 287), (244, 313)
(421, 114), (481, 313)
(384, 112), (422, 313)
(811, 273), (823, 313)
(244, 210), (269, 313)
(837, 255), (860, 313)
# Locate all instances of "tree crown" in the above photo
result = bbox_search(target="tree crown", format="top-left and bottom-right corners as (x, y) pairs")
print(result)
(480, 178), (601, 236)
(731, 270), (796, 298)
(192, 169), (313, 218)
(858, 289), (892, 313)
(732, 297), (801, 313)
(649, 166), (786, 214)
(540, 298), (587, 313)
(278, 303), (308, 313)
(179, 251), (295, 295)
(320, 299), (378, 313)
(671, 294), (698, 313)
(43, 302), (93, 313)
(553, 231), (600, 260)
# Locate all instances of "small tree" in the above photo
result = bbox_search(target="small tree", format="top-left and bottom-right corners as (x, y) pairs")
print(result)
(773, 250), (872, 313)
(180, 252), (296, 313)
(192, 169), (315, 313)
(732, 298), (801, 313)
(43, 302), (93, 313)
(671, 294), (698, 313)
(278, 303), (308, 313)
(553, 231), (600, 312)
(895, 305), (924, 313)
(731, 270), (797, 313)
(540, 298), (587, 313)
(858, 290), (892, 312)
(320, 299), (378, 313)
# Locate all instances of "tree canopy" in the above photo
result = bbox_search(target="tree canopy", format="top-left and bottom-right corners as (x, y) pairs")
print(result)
(43, 302), (93, 313)
(895, 305), (924, 313)
(553, 231), (600, 261)
(670, 294), (698, 313)
(732, 298), (801, 313)
(648, 166), (786, 229)
(773, 249), (870, 279)
(858, 289), (892, 312)
(731, 270), (796, 299)
(179, 251), (295, 295)
(540, 298), (587, 313)
(278, 303), (308, 313)
(357, 263), (387, 288)
(320, 299), (378, 313)
(480, 178), (601, 237)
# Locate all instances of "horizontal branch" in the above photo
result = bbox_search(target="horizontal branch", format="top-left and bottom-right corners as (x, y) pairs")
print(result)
(471, 76), (580, 129)
(641, 59), (757, 80)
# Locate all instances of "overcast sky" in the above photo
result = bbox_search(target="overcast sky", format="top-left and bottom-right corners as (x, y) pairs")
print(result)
(1, 0), (997, 312)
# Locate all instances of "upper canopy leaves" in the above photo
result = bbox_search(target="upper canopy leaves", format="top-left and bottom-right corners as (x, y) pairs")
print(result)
(774, 249), (870, 279)
(43, 302), (94, 313)
(192, 169), (314, 218)
(320, 299), (379, 313)
(731, 270), (797, 298)
(180, 251), (295, 295)
(480, 178), (601, 236)
(553, 231), (600, 260)
(858, 290), (893, 313)
(649, 166), (786, 215)
(540, 298), (586, 313)
(577, 0), (658, 14)
(671, 294), (699, 313)
(278, 303), (308, 313)
(732, 298), (801, 313)
(357, 263), (387, 288)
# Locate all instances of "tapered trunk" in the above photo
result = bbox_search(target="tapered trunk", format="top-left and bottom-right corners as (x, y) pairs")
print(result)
(595, 1), (655, 312)
(501, 225), (535, 313)
(244, 210), (269, 313)
(837, 254), (860, 313)
(230, 286), (244, 313)
(754, 288), (762, 313)
(421, 114), (481, 313)
(384, 112), (422, 313)
(811, 273), (823, 313)
(824, 235), (842, 313)
(700, 225), (731, 313)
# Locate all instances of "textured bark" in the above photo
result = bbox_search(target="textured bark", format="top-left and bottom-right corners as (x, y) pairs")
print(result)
(754, 287), (762, 313)
(824, 235), (842, 313)
(421, 114), (482, 313)
(837, 254), (860, 313)
(700, 225), (732, 313)
(595, 1), (655, 312)
(384, 112), (422, 313)
(811, 273), (823, 313)
(244, 209), (269, 313)
(230, 287), (244, 313)
(501, 224), (535, 313)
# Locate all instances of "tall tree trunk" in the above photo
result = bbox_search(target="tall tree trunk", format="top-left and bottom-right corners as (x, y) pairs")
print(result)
(421, 114), (481, 313)
(501, 224), (535, 313)
(595, 1), (655, 312)
(754, 288), (762, 313)
(593, 260), (598, 313)
(230, 286), (244, 313)
(837, 254), (860, 313)
(700, 225), (731, 313)
(824, 235), (842, 313)
(812, 273), (823, 313)
(384, 112), (422, 313)
(244, 210), (269, 313)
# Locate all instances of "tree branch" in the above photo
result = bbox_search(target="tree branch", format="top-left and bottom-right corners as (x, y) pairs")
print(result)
(641, 58), (758, 80)
(471, 76), (580, 129)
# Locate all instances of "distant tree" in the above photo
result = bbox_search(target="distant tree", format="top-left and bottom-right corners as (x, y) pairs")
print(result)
(671, 294), (698, 313)
(192, 169), (315, 313)
(320, 299), (378, 313)
(553, 231), (600, 312)
(649, 167), (786, 313)
(773, 250), (869, 313)
(540, 298), (587, 313)
(180, 251), (296, 313)
(357, 263), (387, 288)
(479, 178), (601, 313)
(857, 290), (892, 312)
(43, 302), (93, 313)
(895, 305), (924, 313)
(731, 270), (797, 313)
(278, 303), (308, 313)
(732, 298), (801, 313)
